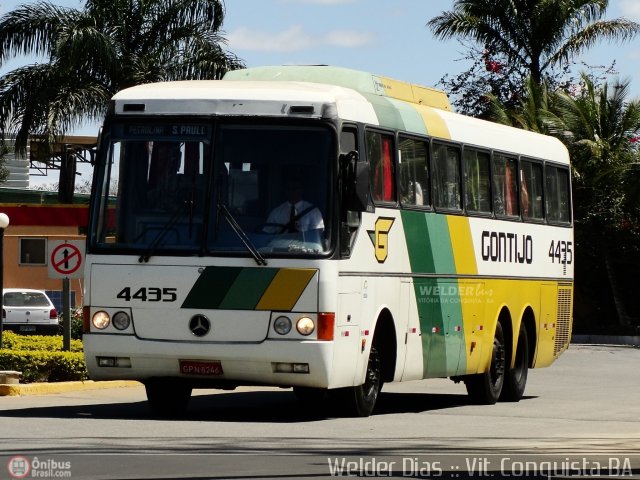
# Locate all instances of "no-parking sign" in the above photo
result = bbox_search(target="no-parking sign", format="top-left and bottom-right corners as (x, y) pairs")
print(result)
(48, 240), (85, 279)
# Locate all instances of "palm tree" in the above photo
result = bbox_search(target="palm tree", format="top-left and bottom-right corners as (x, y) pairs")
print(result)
(548, 74), (640, 186)
(0, 0), (244, 154)
(489, 76), (554, 133)
(547, 73), (640, 328)
(428, 0), (640, 108)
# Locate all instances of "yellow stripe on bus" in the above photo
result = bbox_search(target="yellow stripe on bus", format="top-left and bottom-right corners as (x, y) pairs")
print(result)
(376, 75), (452, 111)
(255, 268), (316, 311)
(416, 105), (450, 139)
(447, 216), (477, 275)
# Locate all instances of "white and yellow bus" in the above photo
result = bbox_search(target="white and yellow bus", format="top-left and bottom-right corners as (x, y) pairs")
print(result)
(83, 65), (573, 417)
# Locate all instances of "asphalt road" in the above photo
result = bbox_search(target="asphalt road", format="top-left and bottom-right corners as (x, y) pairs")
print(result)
(0, 344), (639, 479)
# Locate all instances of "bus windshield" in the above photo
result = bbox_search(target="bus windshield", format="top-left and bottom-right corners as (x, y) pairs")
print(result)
(92, 121), (334, 258)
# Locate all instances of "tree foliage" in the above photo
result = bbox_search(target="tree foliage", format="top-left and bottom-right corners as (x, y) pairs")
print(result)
(428, 0), (640, 115)
(547, 74), (640, 247)
(0, 0), (244, 155)
(0, 140), (9, 183)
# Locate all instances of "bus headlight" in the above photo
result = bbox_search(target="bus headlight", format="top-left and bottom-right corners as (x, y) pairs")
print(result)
(112, 311), (131, 330)
(274, 315), (292, 335)
(296, 316), (315, 336)
(92, 311), (110, 330)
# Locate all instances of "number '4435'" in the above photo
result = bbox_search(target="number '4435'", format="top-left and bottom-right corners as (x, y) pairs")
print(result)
(117, 287), (177, 302)
(548, 240), (573, 264)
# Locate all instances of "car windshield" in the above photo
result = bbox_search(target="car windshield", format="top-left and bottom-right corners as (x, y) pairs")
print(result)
(91, 121), (334, 258)
(4, 292), (50, 307)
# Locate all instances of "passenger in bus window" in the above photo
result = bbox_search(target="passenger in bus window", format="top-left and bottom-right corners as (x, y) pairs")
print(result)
(520, 167), (530, 217)
(264, 177), (324, 233)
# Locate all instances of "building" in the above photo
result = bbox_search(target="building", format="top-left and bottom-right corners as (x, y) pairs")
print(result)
(0, 187), (89, 310)
(1, 136), (30, 188)
(0, 135), (96, 310)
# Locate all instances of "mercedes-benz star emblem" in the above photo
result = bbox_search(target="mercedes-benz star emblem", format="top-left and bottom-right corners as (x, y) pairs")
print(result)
(189, 315), (211, 337)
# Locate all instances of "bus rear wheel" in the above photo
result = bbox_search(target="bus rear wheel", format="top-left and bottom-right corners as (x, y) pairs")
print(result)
(342, 345), (382, 417)
(144, 378), (192, 418)
(464, 322), (506, 405)
(501, 322), (529, 402)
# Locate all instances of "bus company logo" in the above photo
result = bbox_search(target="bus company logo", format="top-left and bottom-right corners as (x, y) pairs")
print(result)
(189, 314), (211, 337)
(7, 457), (72, 479)
(7, 456), (30, 478)
(368, 217), (395, 263)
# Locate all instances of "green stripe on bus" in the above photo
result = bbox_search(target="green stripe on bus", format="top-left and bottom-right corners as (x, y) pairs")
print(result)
(401, 211), (467, 377)
(182, 266), (243, 309)
(219, 268), (279, 309)
(401, 210), (436, 272)
(363, 93), (406, 130)
(425, 213), (456, 273)
(386, 97), (428, 136)
(182, 267), (278, 310)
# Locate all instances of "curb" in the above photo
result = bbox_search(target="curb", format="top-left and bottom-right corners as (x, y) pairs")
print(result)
(0, 380), (141, 397)
(572, 335), (640, 346)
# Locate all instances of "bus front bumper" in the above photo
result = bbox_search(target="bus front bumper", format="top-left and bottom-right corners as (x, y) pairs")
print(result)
(83, 333), (335, 389)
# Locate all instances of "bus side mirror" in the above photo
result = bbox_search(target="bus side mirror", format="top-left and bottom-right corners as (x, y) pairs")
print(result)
(340, 150), (369, 212)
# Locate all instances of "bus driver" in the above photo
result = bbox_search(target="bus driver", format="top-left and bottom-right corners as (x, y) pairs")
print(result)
(265, 177), (324, 234)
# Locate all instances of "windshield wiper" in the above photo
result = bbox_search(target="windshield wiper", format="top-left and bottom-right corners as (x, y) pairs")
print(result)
(217, 203), (267, 266)
(137, 199), (192, 263)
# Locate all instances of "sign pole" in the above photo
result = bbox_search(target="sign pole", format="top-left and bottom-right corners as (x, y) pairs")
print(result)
(0, 213), (9, 349)
(63, 277), (71, 351)
(48, 239), (85, 350)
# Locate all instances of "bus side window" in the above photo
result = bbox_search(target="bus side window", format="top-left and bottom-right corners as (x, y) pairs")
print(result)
(399, 136), (430, 207)
(432, 142), (461, 210)
(463, 148), (491, 214)
(520, 160), (544, 220)
(545, 165), (571, 223)
(366, 130), (395, 203)
(493, 153), (519, 217)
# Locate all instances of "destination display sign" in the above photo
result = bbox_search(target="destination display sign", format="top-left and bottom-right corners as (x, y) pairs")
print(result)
(115, 123), (211, 140)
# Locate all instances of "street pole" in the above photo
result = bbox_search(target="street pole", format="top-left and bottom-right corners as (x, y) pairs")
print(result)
(63, 277), (71, 351)
(0, 213), (10, 349)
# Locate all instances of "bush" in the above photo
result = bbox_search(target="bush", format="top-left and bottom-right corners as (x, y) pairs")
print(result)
(55, 308), (84, 339)
(0, 331), (87, 383)
(0, 350), (87, 382)
(2, 331), (83, 352)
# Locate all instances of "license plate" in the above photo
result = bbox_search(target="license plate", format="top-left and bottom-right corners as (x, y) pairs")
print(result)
(179, 360), (223, 376)
(19, 325), (36, 332)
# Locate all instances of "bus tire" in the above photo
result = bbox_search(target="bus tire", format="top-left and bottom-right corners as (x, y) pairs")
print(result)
(464, 322), (506, 405)
(343, 345), (382, 417)
(144, 379), (192, 418)
(501, 322), (529, 402)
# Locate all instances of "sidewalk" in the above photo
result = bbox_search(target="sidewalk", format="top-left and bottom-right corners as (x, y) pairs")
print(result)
(0, 380), (141, 397)
(571, 335), (640, 346)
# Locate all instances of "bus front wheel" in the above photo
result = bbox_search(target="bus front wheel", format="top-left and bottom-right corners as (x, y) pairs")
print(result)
(464, 322), (506, 405)
(144, 379), (192, 418)
(342, 345), (382, 417)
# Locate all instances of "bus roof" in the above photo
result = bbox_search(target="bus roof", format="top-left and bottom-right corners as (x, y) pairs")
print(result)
(223, 66), (568, 164)
(111, 65), (569, 165)
(223, 65), (453, 111)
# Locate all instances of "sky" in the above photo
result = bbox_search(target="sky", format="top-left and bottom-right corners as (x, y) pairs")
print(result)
(1, 0), (640, 187)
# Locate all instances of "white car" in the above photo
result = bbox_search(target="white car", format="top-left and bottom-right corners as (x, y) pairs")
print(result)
(2, 289), (59, 334)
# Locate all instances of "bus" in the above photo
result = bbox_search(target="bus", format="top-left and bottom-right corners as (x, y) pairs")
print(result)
(83, 65), (573, 417)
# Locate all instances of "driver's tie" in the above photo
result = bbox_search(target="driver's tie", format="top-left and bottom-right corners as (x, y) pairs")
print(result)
(288, 204), (297, 233)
